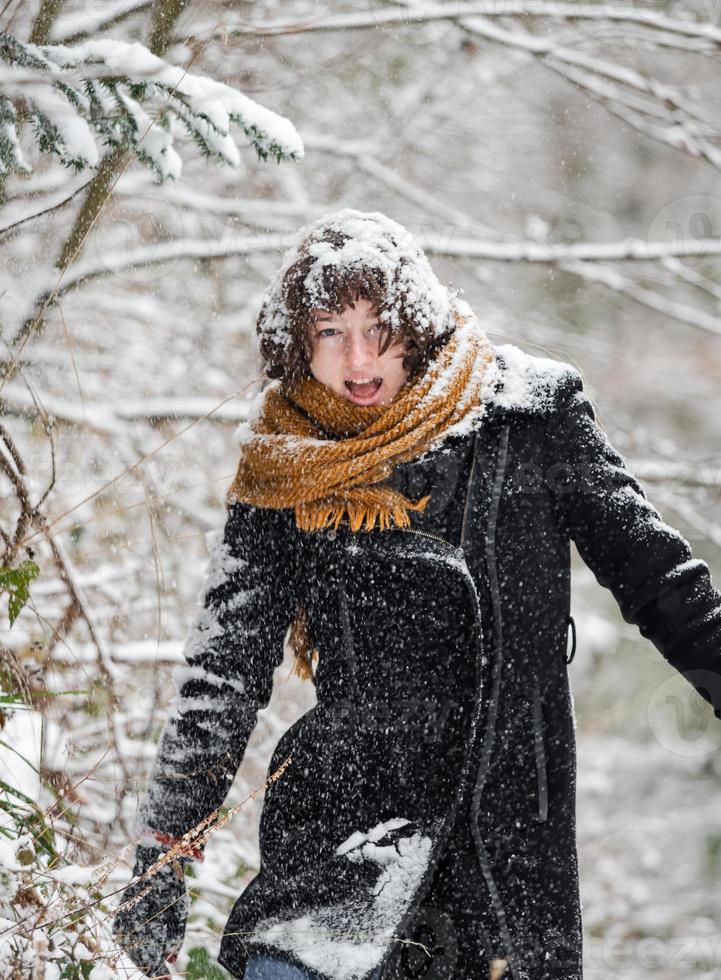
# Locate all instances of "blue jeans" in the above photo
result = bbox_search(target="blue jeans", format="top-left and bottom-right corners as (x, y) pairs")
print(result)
(245, 952), (382, 979)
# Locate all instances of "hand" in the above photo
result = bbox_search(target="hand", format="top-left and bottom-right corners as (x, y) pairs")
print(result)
(112, 845), (188, 977)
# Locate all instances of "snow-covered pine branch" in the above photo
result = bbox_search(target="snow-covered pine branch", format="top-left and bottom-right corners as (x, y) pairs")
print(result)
(0, 31), (303, 182)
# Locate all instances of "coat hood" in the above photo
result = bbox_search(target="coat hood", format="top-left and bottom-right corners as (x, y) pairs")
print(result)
(484, 343), (583, 416)
(256, 208), (460, 355)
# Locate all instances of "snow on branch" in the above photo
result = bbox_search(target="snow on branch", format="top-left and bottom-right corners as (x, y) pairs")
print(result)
(80, 227), (721, 279)
(538, 51), (721, 169)
(3, 385), (254, 429)
(557, 259), (721, 337)
(14, 226), (721, 340)
(178, 3), (721, 170)
(52, 0), (152, 45)
(200, 2), (721, 47)
(433, 10), (721, 171)
(0, 31), (303, 182)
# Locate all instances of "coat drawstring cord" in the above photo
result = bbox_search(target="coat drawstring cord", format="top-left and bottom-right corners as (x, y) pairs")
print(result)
(531, 613), (576, 822)
(532, 674), (549, 823)
(534, 613), (577, 823)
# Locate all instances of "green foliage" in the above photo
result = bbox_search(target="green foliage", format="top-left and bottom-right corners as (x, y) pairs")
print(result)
(0, 96), (30, 174)
(0, 558), (39, 625)
(0, 689), (28, 708)
(59, 961), (95, 979)
(235, 857), (251, 878)
(69, 523), (85, 546)
(0, 775), (60, 864)
(185, 946), (231, 979)
(704, 831), (721, 879)
(1, 771), (117, 975)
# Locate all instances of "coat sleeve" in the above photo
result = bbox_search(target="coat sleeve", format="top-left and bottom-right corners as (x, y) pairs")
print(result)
(137, 501), (300, 838)
(546, 369), (721, 722)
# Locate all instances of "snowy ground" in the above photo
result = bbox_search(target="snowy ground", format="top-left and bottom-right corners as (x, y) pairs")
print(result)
(578, 732), (721, 980)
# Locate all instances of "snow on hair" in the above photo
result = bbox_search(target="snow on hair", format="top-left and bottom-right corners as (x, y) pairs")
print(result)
(256, 208), (460, 379)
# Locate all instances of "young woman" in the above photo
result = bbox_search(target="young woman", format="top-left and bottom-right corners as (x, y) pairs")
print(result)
(113, 209), (721, 980)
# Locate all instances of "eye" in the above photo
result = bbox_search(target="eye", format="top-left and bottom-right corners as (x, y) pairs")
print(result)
(316, 326), (340, 338)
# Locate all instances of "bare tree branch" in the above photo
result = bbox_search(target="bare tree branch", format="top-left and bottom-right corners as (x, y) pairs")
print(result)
(28, 0), (65, 45)
(557, 258), (721, 336)
(52, 0), (152, 44)
(182, 2), (721, 48)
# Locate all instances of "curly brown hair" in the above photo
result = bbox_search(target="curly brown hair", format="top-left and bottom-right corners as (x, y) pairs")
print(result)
(256, 222), (457, 384)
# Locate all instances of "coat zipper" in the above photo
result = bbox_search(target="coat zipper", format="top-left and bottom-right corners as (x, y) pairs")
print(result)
(373, 436), (488, 979)
(391, 527), (466, 583)
(459, 432), (479, 551)
(467, 423), (523, 980)
(397, 526), (452, 547)
(392, 425), (521, 979)
(393, 431), (478, 552)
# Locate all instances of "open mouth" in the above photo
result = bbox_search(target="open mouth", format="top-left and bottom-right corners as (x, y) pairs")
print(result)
(344, 377), (383, 400)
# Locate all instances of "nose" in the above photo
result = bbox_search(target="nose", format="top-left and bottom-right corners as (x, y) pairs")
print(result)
(345, 330), (374, 373)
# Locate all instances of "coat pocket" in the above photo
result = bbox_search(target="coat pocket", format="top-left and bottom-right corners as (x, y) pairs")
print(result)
(532, 674), (549, 823)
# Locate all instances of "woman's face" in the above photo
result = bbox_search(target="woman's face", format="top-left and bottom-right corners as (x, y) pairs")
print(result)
(308, 298), (409, 406)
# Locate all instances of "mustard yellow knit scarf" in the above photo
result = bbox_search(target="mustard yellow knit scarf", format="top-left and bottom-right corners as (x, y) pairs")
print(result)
(226, 307), (495, 533)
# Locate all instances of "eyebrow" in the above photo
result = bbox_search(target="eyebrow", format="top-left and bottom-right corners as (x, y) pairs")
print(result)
(313, 312), (382, 324)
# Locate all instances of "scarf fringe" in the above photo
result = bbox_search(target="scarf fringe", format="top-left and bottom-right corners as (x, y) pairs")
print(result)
(295, 493), (431, 533)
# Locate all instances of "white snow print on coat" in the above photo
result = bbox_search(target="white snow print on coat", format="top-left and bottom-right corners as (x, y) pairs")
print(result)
(248, 818), (435, 980)
(335, 816), (414, 862)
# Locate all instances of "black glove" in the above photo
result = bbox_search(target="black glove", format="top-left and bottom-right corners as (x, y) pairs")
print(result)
(113, 845), (188, 977)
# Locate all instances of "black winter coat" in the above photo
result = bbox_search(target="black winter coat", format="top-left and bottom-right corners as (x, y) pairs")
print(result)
(139, 345), (721, 980)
